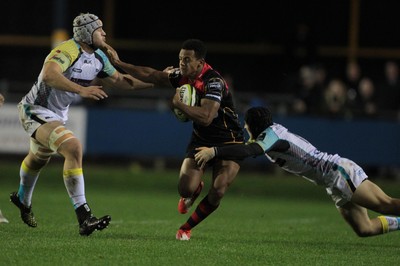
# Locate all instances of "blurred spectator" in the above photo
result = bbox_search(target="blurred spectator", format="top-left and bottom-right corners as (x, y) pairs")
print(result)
(291, 65), (324, 115)
(344, 60), (363, 104)
(350, 77), (378, 118)
(376, 60), (400, 119)
(314, 63), (329, 90)
(321, 79), (351, 118)
(344, 60), (362, 90)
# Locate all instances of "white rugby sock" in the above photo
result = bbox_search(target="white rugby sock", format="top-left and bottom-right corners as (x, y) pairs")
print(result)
(19, 161), (40, 206)
(63, 168), (87, 208)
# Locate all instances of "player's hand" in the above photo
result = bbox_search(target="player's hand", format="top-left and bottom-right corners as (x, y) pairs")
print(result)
(194, 147), (216, 169)
(78, 85), (108, 100)
(171, 88), (181, 108)
(162, 66), (175, 74)
(103, 43), (120, 65)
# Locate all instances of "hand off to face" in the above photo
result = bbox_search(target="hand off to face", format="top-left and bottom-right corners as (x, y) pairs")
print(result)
(162, 66), (176, 74)
(194, 147), (216, 169)
(101, 43), (120, 65)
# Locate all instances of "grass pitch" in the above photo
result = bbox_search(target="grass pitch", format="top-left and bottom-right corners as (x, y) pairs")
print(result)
(0, 160), (399, 265)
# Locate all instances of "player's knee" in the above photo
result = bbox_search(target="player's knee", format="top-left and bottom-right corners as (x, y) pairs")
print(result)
(48, 126), (76, 151)
(178, 172), (202, 197)
(26, 153), (50, 170)
(354, 230), (373, 237)
(177, 184), (190, 198)
(48, 126), (80, 157)
(353, 224), (375, 237)
(178, 182), (197, 198)
(213, 178), (231, 199)
(217, 190), (227, 199)
(59, 138), (82, 159)
(212, 186), (226, 199)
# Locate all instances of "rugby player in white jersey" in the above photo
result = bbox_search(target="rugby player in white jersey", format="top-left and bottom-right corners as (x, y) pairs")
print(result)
(10, 13), (153, 236)
(195, 106), (400, 237)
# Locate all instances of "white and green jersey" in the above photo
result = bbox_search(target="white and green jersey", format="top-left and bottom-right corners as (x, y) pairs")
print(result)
(21, 39), (116, 122)
(256, 123), (342, 186)
(214, 122), (367, 207)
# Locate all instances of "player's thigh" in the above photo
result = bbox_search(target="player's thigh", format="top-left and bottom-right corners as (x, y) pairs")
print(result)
(179, 158), (204, 191)
(352, 180), (392, 210)
(34, 121), (64, 147)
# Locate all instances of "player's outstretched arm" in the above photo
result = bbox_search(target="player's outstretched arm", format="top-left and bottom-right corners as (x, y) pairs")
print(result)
(97, 72), (155, 91)
(103, 43), (171, 88)
(195, 143), (265, 169)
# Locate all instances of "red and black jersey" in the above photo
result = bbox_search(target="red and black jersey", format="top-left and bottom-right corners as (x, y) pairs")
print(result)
(169, 63), (244, 147)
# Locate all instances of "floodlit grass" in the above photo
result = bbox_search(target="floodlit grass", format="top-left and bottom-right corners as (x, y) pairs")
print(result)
(1, 161), (400, 265)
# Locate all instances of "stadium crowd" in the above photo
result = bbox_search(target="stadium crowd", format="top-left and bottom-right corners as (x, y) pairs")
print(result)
(278, 60), (400, 121)
(257, 22), (400, 121)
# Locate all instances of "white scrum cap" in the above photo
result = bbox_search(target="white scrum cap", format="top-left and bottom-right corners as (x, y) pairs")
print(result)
(73, 13), (101, 45)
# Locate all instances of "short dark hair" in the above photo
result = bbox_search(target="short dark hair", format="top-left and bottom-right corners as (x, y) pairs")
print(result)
(181, 39), (207, 59)
(245, 107), (273, 138)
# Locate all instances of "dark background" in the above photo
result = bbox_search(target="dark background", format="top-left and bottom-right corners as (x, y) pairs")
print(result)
(1, 0), (399, 94)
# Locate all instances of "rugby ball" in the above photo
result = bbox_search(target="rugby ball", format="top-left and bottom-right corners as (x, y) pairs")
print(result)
(173, 84), (198, 122)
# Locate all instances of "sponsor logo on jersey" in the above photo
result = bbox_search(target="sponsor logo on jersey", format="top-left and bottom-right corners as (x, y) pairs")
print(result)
(71, 77), (91, 86)
(72, 68), (82, 73)
(50, 56), (65, 65)
(208, 82), (221, 89)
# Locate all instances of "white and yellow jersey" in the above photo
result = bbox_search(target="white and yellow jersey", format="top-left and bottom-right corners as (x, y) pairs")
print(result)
(21, 39), (116, 122)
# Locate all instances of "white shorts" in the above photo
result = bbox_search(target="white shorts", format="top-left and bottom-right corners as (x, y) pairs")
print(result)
(18, 102), (64, 136)
(325, 158), (368, 208)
